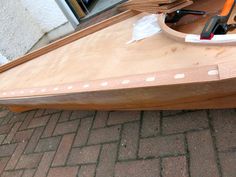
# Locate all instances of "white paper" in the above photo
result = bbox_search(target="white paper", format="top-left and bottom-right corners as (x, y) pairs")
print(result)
(128, 14), (162, 44)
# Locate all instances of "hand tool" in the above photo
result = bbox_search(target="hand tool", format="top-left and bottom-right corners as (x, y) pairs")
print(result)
(201, 0), (236, 40)
(165, 9), (206, 23)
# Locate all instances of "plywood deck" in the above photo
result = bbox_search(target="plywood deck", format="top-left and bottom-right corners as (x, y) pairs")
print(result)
(1, 8), (236, 92)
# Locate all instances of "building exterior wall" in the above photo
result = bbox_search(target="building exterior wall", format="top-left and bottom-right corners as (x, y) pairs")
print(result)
(20, 0), (68, 32)
(0, 53), (8, 65)
(0, 0), (44, 60)
(0, 0), (74, 61)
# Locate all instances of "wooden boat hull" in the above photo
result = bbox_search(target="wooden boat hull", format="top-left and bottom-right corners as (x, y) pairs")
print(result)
(1, 3), (236, 112)
(4, 78), (236, 112)
(3, 60), (236, 111)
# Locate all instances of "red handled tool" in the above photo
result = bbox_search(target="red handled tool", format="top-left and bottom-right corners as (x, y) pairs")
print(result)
(201, 0), (236, 40)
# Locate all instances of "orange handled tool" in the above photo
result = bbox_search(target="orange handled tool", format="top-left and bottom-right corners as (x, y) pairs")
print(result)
(201, 0), (236, 39)
(221, 0), (235, 16)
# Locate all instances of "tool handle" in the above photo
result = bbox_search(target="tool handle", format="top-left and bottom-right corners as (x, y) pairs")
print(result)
(201, 0), (235, 39)
(176, 9), (206, 16)
(221, 0), (235, 17)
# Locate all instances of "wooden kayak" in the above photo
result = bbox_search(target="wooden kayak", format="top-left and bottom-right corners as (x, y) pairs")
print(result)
(1, 1), (236, 112)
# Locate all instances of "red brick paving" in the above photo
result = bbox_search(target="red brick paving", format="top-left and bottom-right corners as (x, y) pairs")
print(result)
(5, 142), (27, 170)
(73, 117), (93, 147)
(0, 108), (235, 176)
(78, 164), (96, 177)
(93, 111), (109, 129)
(119, 122), (139, 160)
(67, 145), (100, 165)
(47, 167), (78, 177)
(88, 125), (121, 145)
(187, 130), (220, 177)
(41, 113), (60, 138)
(219, 151), (236, 177)
(53, 119), (80, 136)
(22, 169), (35, 177)
(16, 153), (43, 169)
(0, 144), (17, 157)
(162, 111), (208, 134)
(34, 151), (55, 177)
(139, 134), (185, 158)
(108, 111), (140, 125)
(34, 136), (61, 153)
(58, 111), (72, 123)
(28, 115), (50, 129)
(12, 129), (33, 143)
(210, 110), (236, 152)
(24, 127), (44, 154)
(96, 143), (117, 177)
(115, 159), (160, 177)
(2, 170), (23, 177)
(162, 156), (188, 177)
(141, 111), (160, 137)
(52, 133), (75, 167)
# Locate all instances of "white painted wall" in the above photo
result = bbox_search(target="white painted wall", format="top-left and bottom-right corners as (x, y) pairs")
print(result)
(0, 0), (74, 61)
(20, 0), (69, 32)
(0, 0), (44, 60)
(0, 53), (9, 65)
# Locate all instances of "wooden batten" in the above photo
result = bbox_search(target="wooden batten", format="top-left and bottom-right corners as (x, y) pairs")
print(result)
(118, 0), (193, 13)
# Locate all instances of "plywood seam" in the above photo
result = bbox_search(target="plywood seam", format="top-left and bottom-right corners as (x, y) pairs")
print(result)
(0, 65), (220, 100)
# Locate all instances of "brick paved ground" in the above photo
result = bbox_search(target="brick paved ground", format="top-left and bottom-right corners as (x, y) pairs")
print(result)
(0, 108), (235, 177)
